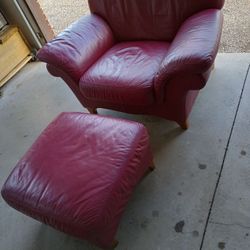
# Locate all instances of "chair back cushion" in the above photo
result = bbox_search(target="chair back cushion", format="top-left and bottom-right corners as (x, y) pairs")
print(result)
(88, 0), (224, 41)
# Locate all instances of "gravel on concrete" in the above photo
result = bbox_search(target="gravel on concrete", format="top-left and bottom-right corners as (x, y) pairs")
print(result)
(38, 0), (250, 52)
(38, 0), (89, 35)
(220, 0), (250, 52)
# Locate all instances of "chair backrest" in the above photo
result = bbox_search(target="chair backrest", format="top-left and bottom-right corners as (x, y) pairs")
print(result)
(88, 0), (224, 41)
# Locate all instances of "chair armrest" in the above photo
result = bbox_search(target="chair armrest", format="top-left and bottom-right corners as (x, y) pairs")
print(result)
(154, 9), (223, 99)
(37, 14), (114, 82)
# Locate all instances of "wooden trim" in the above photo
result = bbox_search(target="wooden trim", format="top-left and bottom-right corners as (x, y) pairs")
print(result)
(0, 56), (32, 88)
(25, 0), (55, 42)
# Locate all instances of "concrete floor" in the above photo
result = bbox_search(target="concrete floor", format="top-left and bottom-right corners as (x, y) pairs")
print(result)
(0, 54), (250, 250)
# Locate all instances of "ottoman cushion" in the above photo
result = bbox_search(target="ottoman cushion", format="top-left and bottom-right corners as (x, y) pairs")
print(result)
(1, 112), (153, 248)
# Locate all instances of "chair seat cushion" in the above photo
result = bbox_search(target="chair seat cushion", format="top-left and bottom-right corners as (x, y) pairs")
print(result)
(1, 112), (153, 249)
(80, 41), (170, 106)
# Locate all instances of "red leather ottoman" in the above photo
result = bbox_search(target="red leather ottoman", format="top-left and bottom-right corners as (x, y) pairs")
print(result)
(1, 112), (154, 249)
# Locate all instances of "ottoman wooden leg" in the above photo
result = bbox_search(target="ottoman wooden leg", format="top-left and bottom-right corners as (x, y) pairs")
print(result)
(149, 160), (155, 171)
(143, 160), (155, 178)
(87, 107), (97, 114)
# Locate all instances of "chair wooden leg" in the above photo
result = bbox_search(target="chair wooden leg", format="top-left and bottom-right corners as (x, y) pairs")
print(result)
(87, 107), (97, 114)
(110, 240), (119, 249)
(178, 120), (189, 130)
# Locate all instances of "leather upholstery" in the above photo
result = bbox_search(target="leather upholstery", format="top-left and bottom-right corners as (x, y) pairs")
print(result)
(1, 112), (153, 249)
(37, 14), (114, 82)
(37, 0), (224, 127)
(154, 9), (223, 101)
(88, 0), (224, 41)
(80, 41), (170, 106)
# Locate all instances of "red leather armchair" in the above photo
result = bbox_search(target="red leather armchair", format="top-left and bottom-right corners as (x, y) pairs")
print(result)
(37, 0), (224, 129)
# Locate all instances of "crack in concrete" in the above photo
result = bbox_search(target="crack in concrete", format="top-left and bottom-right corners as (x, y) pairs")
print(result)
(199, 63), (250, 250)
(209, 220), (250, 230)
